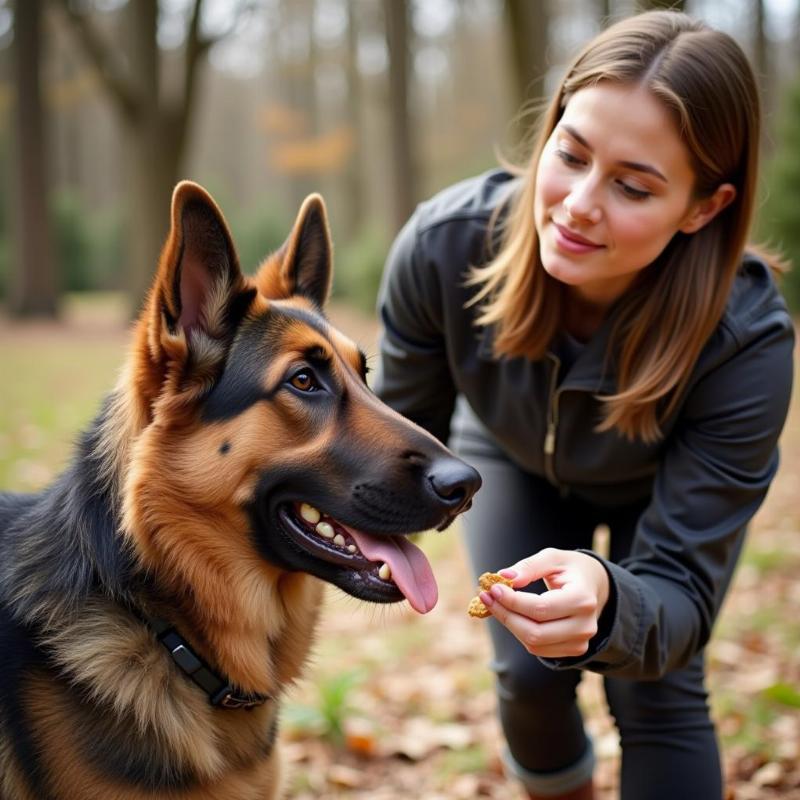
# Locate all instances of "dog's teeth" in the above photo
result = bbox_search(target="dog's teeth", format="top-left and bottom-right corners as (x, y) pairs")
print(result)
(300, 503), (321, 524)
(378, 563), (392, 581)
(333, 534), (346, 547)
(316, 521), (335, 539)
(347, 544), (357, 553)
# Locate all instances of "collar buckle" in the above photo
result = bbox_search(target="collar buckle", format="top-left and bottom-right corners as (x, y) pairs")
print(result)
(138, 611), (271, 711)
(212, 688), (267, 710)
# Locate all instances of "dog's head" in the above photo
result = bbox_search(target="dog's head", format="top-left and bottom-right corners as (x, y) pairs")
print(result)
(120, 183), (480, 616)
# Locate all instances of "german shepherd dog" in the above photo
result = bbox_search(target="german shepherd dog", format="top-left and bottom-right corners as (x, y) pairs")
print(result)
(0, 183), (480, 799)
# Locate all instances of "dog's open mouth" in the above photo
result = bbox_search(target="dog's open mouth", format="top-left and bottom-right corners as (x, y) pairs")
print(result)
(279, 502), (438, 613)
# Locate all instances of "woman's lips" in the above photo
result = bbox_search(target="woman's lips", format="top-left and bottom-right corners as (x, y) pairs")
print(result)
(553, 222), (604, 254)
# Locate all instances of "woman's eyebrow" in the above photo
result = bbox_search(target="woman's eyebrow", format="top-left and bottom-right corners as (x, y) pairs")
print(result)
(560, 123), (669, 183)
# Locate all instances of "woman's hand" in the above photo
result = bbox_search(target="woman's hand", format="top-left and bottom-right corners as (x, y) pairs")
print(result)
(479, 548), (610, 659)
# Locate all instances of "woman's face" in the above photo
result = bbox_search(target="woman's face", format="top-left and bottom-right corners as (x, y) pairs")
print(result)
(534, 82), (714, 309)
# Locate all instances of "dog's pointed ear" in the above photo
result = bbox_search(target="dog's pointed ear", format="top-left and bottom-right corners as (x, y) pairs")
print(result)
(255, 194), (333, 307)
(131, 182), (257, 414)
(136, 182), (257, 409)
(153, 181), (253, 340)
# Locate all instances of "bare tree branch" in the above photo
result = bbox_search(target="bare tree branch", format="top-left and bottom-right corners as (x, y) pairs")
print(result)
(51, 0), (142, 123)
(199, 0), (260, 49)
(170, 0), (258, 162)
(170, 0), (206, 152)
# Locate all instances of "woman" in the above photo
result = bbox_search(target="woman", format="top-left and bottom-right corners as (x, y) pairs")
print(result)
(374, 10), (794, 800)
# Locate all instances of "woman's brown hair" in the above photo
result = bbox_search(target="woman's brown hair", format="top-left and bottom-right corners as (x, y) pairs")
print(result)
(468, 10), (765, 442)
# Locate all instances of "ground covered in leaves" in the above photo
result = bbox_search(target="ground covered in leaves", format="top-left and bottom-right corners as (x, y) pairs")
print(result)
(282, 503), (800, 800)
(281, 310), (800, 800)
(0, 301), (797, 799)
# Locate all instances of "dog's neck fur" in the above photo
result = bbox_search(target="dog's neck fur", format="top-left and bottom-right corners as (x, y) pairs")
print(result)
(0, 394), (136, 630)
(0, 366), (323, 700)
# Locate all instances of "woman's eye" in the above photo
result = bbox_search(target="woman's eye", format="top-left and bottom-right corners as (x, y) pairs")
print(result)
(290, 371), (318, 392)
(555, 149), (583, 167)
(618, 181), (652, 201)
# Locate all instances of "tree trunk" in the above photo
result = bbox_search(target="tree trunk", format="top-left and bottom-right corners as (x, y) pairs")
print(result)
(342, 0), (366, 241)
(636, 0), (685, 9)
(9, 0), (58, 317)
(504, 0), (549, 147)
(754, 0), (771, 143)
(596, 0), (614, 26)
(795, 0), (800, 71)
(275, 0), (320, 216)
(126, 123), (180, 314)
(124, 0), (176, 311)
(383, 0), (416, 235)
(55, 0), (212, 314)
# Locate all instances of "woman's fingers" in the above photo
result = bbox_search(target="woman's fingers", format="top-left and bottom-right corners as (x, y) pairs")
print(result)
(484, 582), (599, 623)
(501, 547), (566, 590)
(480, 594), (598, 656)
(483, 548), (610, 659)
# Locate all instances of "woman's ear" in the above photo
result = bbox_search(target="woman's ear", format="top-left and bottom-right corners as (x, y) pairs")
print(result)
(680, 183), (737, 234)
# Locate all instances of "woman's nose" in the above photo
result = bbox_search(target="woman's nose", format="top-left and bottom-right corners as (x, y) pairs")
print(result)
(564, 177), (602, 224)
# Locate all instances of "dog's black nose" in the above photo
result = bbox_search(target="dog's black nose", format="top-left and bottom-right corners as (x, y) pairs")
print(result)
(427, 458), (482, 514)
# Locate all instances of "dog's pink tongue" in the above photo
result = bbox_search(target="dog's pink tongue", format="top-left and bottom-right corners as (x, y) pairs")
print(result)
(345, 529), (438, 614)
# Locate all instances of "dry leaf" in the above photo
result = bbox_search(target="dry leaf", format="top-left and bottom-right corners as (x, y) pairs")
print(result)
(752, 761), (784, 787)
(326, 764), (364, 788)
(343, 718), (379, 758)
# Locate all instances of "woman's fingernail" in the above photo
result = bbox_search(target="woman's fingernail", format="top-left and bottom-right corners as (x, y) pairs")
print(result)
(490, 584), (505, 599)
(480, 591), (494, 606)
(499, 569), (517, 579)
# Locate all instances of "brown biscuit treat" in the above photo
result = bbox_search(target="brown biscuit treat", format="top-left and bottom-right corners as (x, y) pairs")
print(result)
(478, 571), (514, 592)
(468, 572), (514, 618)
(467, 596), (491, 618)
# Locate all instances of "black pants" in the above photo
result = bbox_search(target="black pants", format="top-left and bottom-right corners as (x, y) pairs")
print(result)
(452, 427), (724, 799)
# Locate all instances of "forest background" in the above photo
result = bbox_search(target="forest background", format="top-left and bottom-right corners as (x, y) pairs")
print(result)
(2, 0), (800, 316)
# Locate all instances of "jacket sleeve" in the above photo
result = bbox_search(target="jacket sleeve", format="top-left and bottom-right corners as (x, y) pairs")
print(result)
(372, 211), (458, 444)
(543, 310), (795, 679)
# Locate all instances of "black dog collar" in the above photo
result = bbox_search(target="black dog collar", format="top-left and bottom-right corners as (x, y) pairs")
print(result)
(145, 614), (270, 710)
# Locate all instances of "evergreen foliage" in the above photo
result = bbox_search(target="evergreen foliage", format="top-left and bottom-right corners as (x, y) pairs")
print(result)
(758, 75), (800, 313)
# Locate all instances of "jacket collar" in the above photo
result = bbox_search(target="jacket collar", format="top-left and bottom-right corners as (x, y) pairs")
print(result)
(476, 311), (619, 396)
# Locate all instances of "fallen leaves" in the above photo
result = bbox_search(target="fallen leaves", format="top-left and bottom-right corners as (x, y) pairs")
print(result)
(281, 405), (800, 799)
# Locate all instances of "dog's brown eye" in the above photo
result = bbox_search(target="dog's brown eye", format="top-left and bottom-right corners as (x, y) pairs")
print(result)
(290, 371), (318, 392)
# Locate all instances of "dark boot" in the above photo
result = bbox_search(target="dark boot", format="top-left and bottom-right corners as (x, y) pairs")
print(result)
(525, 780), (594, 800)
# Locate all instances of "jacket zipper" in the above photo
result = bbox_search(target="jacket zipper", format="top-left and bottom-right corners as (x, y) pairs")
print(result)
(544, 353), (562, 488)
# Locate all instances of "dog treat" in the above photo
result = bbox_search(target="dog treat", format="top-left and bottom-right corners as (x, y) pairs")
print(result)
(467, 596), (492, 619)
(467, 571), (514, 618)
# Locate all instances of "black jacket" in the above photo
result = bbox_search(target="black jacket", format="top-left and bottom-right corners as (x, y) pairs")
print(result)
(374, 169), (795, 679)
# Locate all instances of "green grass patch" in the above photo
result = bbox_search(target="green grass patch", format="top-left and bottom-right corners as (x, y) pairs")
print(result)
(0, 332), (123, 490)
(714, 688), (792, 761)
(283, 669), (367, 744)
(742, 546), (799, 574)
(436, 745), (490, 777)
(762, 682), (800, 709)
